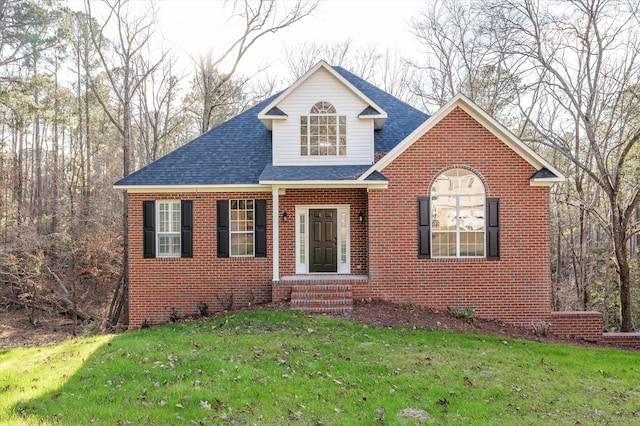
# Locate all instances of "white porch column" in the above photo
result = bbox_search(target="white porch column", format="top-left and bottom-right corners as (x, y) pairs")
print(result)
(272, 186), (279, 281)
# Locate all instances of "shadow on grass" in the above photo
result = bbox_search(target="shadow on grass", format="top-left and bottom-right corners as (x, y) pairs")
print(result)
(6, 310), (640, 425)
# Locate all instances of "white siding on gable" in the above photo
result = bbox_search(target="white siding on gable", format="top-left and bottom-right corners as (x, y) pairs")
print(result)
(272, 67), (374, 166)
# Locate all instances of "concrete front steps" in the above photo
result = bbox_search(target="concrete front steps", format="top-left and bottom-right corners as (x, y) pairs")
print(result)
(291, 283), (353, 315)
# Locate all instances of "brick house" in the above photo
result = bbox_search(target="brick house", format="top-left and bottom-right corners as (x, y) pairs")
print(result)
(115, 61), (564, 329)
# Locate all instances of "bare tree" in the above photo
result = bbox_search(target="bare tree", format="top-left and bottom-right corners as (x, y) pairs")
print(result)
(134, 53), (186, 164)
(284, 41), (417, 105)
(493, 0), (640, 331)
(85, 0), (166, 329)
(410, 0), (523, 118)
(192, 0), (319, 133)
(191, 51), (247, 134)
(284, 40), (354, 80)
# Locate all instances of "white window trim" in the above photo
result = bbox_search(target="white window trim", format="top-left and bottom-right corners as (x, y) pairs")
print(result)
(295, 204), (350, 274)
(230, 199), (255, 257)
(156, 200), (181, 258)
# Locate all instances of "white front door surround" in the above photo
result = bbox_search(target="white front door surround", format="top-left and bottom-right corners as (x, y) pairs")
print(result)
(295, 204), (351, 274)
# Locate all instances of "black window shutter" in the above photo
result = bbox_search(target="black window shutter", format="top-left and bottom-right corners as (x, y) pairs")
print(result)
(486, 198), (500, 260)
(418, 197), (431, 259)
(217, 200), (229, 258)
(181, 200), (193, 258)
(254, 199), (267, 258)
(143, 200), (156, 258)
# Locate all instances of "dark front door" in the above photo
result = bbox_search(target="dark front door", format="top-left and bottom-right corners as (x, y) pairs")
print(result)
(310, 209), (338, 273)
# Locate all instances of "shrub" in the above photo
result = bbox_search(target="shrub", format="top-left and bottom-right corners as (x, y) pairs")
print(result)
(216, 293), (233, 311)
(447, 306), (476, 323)
(197, 301), (209, 317)
(169, 307), (179, 323)
(531, 320), (551, 337)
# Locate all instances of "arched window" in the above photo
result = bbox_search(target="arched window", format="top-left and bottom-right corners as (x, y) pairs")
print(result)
(300, 101), (346, 156)
(430, 169), (486, 257)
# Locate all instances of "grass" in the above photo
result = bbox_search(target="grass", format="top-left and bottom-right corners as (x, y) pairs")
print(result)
(1, 310), (639, 425)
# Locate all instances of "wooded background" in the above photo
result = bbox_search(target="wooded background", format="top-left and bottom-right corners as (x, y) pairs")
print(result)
(2, 0), (639, 331)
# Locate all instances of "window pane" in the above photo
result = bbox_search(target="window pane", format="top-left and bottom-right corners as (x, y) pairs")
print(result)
(432, 232), (456, 257)
(460, 231), (484, 257)
(431, 196), (456, 231)
(340, 212), (347, 264)
(172, 203), (181, 231)
(159, 204), (169, 232)
(159, 234), (180, 257)
(299, 213), (306, 264)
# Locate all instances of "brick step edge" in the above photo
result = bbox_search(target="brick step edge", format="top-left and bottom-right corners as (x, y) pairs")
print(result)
(291, 284), (352, 292)
(291, 292), (352, 299)
(291, 299), (353, 306)
(295, 306), (353, 314)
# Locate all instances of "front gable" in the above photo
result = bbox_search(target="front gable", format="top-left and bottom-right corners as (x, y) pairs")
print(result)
(259, 61), (387, 167)
(362, 94), (565, 187)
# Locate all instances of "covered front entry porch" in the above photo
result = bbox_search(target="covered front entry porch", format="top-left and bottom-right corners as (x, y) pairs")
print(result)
(269, 186), (376, 313)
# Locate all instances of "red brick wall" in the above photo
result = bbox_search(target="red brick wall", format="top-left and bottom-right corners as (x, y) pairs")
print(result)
(278, 188), (368, 275)
(128, 192), (273, 328)
(549, 311), (603, 342)
(363, 107), (553, 327)
(601, 332), (640, 349)
(273, 188), (368, 300)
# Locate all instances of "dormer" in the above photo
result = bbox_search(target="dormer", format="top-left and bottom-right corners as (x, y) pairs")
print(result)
(258, 61), (387, 166)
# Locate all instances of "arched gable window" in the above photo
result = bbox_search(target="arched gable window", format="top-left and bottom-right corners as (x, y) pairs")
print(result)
(300, 101), (346, 156)
(430, 168), (486, 258)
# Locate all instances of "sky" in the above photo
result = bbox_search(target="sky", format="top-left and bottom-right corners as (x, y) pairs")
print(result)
(75, 0), (427, 79)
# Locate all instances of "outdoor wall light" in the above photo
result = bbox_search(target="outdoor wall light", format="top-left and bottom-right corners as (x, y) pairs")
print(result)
(358, 211), (364, 222)
(282, 211), (288, 222)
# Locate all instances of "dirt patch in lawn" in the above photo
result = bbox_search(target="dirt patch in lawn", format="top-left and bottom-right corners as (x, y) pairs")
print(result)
(0, 298), (635, 351)
(349, 299), (631, 351)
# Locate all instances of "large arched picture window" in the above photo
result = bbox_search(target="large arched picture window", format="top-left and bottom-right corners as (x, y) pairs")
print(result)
(300, 101), (346, 156)
(430, 168), (485, 257)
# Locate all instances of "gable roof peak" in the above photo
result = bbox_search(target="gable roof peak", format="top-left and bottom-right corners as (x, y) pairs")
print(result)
(257, 60), (388, 129)
(360, 93), (565, 186)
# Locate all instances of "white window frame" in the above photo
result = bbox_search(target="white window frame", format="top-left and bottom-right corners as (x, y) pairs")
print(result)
(430, 169), (486, 259)
(156, 200), (181, 258)
(230, 199), (255, 257)
(300, 101), (347, 157)
(295, 205), (350, 274)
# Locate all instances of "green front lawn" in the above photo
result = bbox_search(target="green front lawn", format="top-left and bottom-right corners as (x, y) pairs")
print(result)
(1, 310), (639, 425)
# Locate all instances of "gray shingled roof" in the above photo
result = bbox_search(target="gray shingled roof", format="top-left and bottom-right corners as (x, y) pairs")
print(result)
(115, 65), (428, 187)
(259, 164), (386, 181)
(333, 66), (428, 154)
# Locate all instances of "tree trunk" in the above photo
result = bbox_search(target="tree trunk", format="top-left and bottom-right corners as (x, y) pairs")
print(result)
(612, 216), (632, 331)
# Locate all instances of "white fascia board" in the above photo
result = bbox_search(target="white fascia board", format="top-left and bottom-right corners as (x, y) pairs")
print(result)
(257, 116), (287, 131)
(530, 177), (566, 187)
(257, 60), (387, 120)
(359, 93), (565, 184)
(259, 180), (388, 190)
(113, 184), (273, 193)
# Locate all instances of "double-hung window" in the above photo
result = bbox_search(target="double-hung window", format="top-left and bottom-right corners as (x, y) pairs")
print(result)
(157, 200), (182, 257)
(230, 199), (255, 256)
(300, 101), (346, 156)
